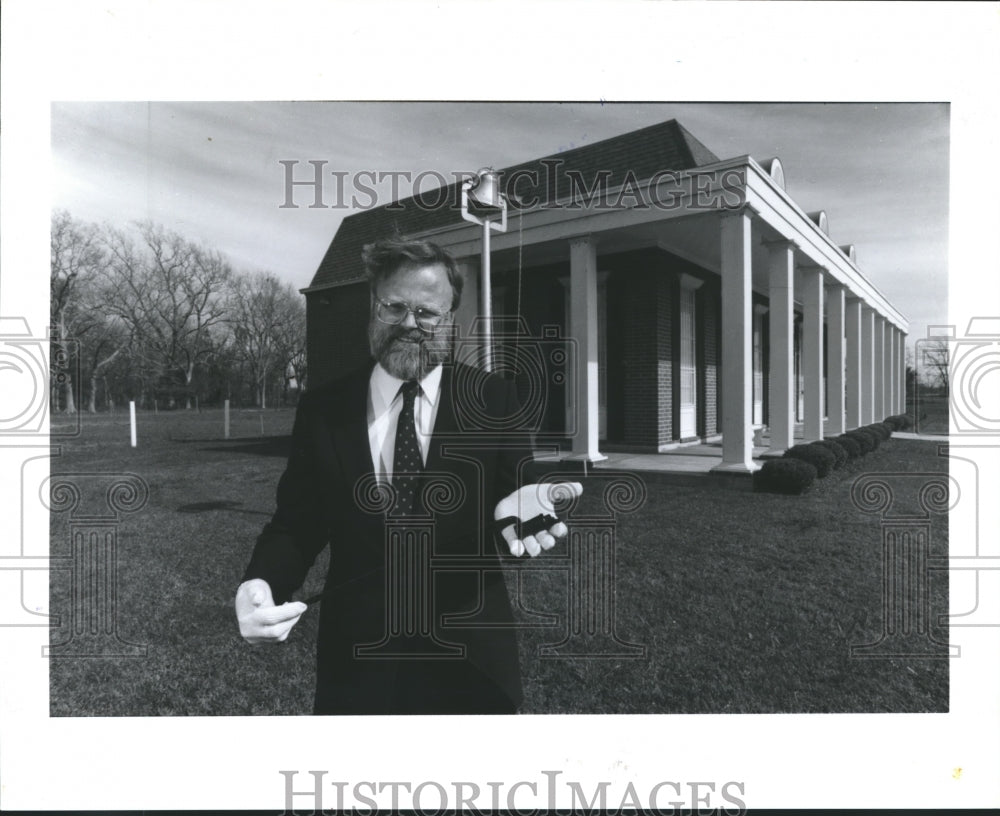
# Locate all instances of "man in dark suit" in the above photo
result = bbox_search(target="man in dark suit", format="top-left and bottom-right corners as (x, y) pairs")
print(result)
(235, 236), (577, 714)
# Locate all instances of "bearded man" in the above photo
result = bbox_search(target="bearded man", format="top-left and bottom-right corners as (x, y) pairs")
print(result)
(235, 236), (576, 714)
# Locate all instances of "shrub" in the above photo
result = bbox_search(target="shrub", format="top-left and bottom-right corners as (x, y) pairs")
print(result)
(846, 429), (876, 454)
(863, 423), (891, 443)
(815, 438), (848, 469)
(783, 442), (836, 478)
(867, 422), (892, 441)
(834, 434), (862, 460)
(865, 428), (883, 450)
(885, 413), (913, 431)
(754, 458), (818, 494)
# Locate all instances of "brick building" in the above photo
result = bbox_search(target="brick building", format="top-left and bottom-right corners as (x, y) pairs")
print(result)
(302, 119), (907, 474)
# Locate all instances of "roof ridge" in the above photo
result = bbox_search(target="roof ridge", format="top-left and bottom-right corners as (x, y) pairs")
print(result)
(308, 118), (722, 291)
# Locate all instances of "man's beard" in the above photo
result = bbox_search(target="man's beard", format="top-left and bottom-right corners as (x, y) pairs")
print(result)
(368, 320), (452, 380)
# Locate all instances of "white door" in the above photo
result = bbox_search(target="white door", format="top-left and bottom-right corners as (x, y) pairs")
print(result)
(679, 286), (697, 439)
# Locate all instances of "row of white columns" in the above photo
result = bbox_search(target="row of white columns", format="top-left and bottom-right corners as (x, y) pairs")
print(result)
(716, 209), (907, 473)
(482, 222), (906, 473)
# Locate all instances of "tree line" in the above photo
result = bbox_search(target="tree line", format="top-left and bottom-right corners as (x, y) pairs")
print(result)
(50, 210), (307, 414)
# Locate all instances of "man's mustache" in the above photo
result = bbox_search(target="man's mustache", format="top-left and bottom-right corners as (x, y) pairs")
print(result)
(388, 329), (427, 344)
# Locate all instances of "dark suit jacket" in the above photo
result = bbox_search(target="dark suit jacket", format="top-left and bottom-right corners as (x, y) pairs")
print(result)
(242, 360), (535, 714)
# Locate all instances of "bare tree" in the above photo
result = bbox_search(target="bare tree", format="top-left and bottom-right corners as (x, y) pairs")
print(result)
(918, 338), (950, 392)
(50, 210), (105, 413)
(273, 284), (307, 398)
(226, 271), (305, 408)
(101, 222), (231, 407)
(79, 313), (132, 413)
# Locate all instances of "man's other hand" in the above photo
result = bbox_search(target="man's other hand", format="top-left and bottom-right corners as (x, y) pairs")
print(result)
(235, 578), (307, 644)
(494, 481), (583, 557)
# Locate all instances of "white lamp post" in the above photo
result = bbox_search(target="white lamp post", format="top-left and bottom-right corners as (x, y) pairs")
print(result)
(460, 168), (507, 372)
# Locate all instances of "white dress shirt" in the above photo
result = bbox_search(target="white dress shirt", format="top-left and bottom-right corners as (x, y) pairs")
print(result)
(367, 362), (443, 483)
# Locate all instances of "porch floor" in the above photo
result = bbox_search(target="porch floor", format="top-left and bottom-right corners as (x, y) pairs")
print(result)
(532, 429), (945, 483)
(532, 440), (768, 483)
(593, 441), (769, 475)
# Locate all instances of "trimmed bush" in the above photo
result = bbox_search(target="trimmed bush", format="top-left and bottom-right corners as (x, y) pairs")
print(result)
(815, 438), (848, 469)
(834, 434), (862, 461)
(783, 442), (836, 478)
(885, 413), (913, 431)
(865, 428), (883, 450)
(846, 428), (876, 454)
(754, 458), (817, 494)
(867, 422), (892, 441)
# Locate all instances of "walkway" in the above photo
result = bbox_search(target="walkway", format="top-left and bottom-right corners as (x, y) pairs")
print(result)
(533, 430), (948, 486)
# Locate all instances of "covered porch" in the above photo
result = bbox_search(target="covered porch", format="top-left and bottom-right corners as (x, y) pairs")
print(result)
(421, 154), (909, 477)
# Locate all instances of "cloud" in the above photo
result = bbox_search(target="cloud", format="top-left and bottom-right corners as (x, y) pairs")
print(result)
(51, 101), (949, 338)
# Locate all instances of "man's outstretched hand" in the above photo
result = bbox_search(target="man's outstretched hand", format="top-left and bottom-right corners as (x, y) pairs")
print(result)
(235, 578), (307, 643)
(494, 481), (583, 557)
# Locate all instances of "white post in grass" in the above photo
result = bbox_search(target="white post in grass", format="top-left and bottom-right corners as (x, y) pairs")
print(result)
(224, 399), (230, 439)
(129, 401), (137, 447)
(259, 413), (264, 437)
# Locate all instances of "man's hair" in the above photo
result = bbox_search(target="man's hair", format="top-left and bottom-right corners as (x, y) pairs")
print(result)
(362, 237), (464, 311)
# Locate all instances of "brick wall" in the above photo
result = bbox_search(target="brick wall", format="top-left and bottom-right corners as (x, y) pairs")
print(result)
(604, 247), (730, 450)
(606, 250), (674, 449)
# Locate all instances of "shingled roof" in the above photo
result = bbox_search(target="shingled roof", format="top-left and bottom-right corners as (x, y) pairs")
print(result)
(307, 118), (719, 291)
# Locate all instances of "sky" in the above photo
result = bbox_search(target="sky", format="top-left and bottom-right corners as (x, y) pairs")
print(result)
(51, 101), (949, 345)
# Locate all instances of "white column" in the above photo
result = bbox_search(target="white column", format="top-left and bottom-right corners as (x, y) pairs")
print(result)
(766, 240), (795, 454)
(800, 265), (824, 442)
(568, 235), (605, 462)
(878, 320), (896, 422)
(887, 325), (897, 416)
(861, 305), (875, 424)
(873, 315), (885, 421)
(845, 297), (863, 430)
(713, 208), (759, 474)
(894, 328), (902, 414)
(826, 284), (846, 436)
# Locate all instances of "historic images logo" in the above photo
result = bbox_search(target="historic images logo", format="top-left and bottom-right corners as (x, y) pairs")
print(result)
(849, 471), (958, 659)
(278, 160), (746, 214)
(279, 769), (747, 815)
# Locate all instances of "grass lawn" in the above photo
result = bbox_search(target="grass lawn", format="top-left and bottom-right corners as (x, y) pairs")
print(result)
(49, 407), (949, 716)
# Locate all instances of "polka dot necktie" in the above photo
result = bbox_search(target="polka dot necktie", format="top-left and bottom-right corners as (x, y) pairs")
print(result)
(392, 380), (424, 516)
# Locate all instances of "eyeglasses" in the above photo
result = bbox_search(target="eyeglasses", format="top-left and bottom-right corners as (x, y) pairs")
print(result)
(374, 297), (449, 332)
